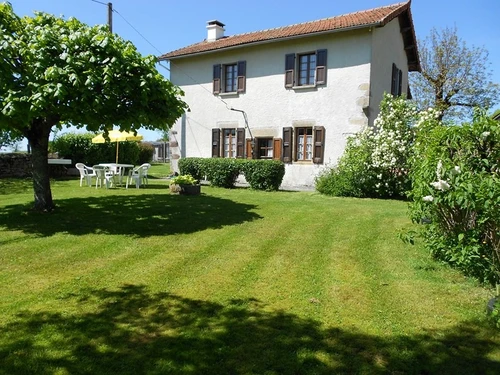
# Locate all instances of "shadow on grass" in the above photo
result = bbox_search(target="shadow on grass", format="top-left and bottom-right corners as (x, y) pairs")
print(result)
(0, 284), (499, 375)
(0, 193), (262, 237)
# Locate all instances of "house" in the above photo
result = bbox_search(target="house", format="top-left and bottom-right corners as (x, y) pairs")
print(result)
(159, 1), (420, 189)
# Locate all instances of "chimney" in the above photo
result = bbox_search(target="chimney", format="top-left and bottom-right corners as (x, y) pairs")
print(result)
(206, 20), (225, 42)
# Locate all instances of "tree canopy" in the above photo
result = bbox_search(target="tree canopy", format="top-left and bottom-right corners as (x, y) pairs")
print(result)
(0, 3), (188, 210)
(409, 26), (500, 121)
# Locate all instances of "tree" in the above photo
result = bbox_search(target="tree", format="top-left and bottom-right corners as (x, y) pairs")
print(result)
(0, 130), (23, 150)
(0, 3), (187, 211)
(409, 26), (500, 121)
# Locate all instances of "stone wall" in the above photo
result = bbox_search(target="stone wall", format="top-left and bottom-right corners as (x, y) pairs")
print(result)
(0, 153), (32, 177)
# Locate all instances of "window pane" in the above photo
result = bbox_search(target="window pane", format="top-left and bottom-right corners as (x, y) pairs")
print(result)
(224, 64), (238, 92)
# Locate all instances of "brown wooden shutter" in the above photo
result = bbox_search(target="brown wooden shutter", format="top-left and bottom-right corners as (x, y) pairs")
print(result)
(236, 128), (245, 158)
(213, 64), (221, 94)
(398, 69), (403, 96)
(285, 54), (295, 88)
(391, 63), (397, 96)
(313, 126), (325, 164)
(316, 49), (327, 85)
(246, 138), (254, 159)
(273, 138), (282, 160)
(282, 127), (293, 163)
(237, 61), (246, 92)
(211, 128), (220, 157)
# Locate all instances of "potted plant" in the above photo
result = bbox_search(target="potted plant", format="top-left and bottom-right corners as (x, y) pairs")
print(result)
(169, 174), (201, 195)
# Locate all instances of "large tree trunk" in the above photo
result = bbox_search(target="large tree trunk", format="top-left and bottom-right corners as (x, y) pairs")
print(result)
(27, 119), (54, 212)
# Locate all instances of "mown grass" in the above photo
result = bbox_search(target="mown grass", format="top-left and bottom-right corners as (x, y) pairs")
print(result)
(0, 169), (499, 374)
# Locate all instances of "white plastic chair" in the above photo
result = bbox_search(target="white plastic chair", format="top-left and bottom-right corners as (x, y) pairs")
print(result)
(75, 163), (96, 187)
(126, 163), (150, 189)
(92, 165), (116, 189)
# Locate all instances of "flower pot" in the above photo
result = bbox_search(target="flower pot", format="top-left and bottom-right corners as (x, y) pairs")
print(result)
(180, 184), (201, 195)
(170, 183), (200, 195)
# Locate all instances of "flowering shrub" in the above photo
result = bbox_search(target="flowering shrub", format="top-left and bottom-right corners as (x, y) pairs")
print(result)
(409, 109), (500, 285)
(316, 93), (417, 198)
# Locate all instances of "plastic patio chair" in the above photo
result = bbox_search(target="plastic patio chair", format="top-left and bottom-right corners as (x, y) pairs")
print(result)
(75, 163), (96, 187)
(92, 165), (116, 189)
(126, 163), (150, 189)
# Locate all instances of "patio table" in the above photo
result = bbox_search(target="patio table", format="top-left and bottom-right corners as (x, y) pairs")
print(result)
(98, 163), (134, 186)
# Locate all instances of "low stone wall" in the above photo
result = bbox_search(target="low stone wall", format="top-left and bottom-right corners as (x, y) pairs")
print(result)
(0, 153), (32, 177)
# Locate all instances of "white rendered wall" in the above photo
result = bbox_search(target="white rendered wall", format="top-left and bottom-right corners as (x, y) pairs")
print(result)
(369, 18), (409, 123)
(169, 29), (375, 189)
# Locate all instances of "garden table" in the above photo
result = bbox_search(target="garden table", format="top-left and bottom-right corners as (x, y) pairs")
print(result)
(98, 163), (134, 186)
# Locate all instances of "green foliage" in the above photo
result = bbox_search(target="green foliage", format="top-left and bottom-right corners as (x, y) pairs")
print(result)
(316, 94), (417, 199)
(170, 174), (198, 186)
(241, 160), (285, 191)
(0, 3), (187, 211)
(409, 109), (500, 285)
(51, 132), (141, 166)
(179, 158), (285, 190)
(138, 143), (154, 165)
(204, 158), (243, 188)
(490, 299), (500, 329)
(178, 157), (205, 181)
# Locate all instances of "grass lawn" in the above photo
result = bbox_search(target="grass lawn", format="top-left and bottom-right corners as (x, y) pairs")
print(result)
(0, 167), (499, 374)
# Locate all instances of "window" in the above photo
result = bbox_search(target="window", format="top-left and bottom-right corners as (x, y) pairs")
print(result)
(285, 49), (327, 88)
(213, 61), (246, 94)
(211, 128), (245, 158)
(245, 137), (282, 160)
(282, 126), (325, 164)
(296, 127), (313, 161)
(223, 128), (236, 158)
(298, 53), (316, 86)
(224, 64), (238, 92)
(257, 138), (273, 159)
(391, 63), (403, 96)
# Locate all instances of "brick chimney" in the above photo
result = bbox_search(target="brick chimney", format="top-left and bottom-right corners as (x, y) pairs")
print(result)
(206, 20), (225, 42)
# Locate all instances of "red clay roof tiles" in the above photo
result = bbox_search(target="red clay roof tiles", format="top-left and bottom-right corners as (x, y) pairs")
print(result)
(159, 1), (419, 71)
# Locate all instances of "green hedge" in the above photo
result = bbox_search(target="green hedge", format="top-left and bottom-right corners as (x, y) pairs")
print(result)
(178, 157), (285, 191)
(241, 160), (285, 191)
(51, 132), (141, 166)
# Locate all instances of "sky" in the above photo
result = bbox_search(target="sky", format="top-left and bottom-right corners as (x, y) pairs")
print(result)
(6, 0), (500, 148)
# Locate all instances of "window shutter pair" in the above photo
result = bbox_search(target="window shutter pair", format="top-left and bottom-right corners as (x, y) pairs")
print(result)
(211, 128), (245, 158)
(282, 126), (325, 164)
(285, 50), (327, 87)
(213, 61), (246, 94)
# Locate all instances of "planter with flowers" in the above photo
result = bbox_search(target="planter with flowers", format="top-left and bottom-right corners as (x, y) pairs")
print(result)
(169, 174), (201, 195)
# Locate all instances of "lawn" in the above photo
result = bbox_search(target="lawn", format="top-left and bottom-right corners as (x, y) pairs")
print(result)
(0, 168), (499, 374)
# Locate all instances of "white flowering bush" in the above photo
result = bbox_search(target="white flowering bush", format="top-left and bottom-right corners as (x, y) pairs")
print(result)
(409, 109), (500, 285)
(316, 93), (417, 198)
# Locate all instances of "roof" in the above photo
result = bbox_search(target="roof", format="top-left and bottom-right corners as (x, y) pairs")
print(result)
(159, 1), (420, 71)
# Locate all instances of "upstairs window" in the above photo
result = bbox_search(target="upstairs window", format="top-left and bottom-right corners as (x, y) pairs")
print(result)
(298, 53), (316, 86)
(391, 63), (403, 96)
(213, 61), (246, 94)
(285, 49), (327, 88)
(224, 64), (238, 92)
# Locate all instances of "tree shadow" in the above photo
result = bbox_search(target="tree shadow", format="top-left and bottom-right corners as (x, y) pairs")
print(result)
(0, 194), (262, 238)
(1, 284), (499, 375)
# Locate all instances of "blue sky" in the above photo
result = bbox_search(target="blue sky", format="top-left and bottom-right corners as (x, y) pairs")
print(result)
(7, 0), (500, 144)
